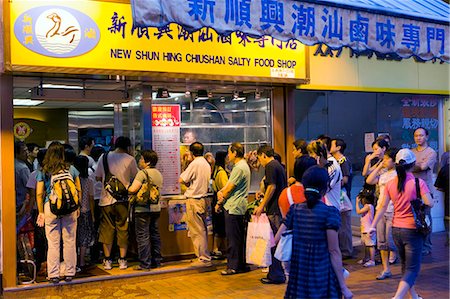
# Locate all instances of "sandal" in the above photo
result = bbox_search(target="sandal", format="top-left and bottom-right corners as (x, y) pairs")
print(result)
(221, 269), (237, 276)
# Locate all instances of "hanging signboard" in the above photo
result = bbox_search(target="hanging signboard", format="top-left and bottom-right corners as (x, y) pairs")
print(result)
(10, 0), (306, 81)
(131, 0), (450, 63)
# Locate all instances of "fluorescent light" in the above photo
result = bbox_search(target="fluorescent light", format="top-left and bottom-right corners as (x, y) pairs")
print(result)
(103, 102), (141, 108)
(42, 84), (83, 89)
(13, 99), (45, 106)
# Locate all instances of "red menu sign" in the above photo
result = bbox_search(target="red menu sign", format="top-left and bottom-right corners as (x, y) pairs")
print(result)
(152, 105), (181, 194)
(152, 105), (181, 127)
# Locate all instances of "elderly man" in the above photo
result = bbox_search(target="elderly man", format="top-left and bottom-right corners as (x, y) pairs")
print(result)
(216, 142), (251, 275)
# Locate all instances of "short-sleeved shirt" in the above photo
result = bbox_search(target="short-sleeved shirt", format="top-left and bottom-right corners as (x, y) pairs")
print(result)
(385, 172), (430, 229)
(376, 169), (397, 213)
(264, 159), (287, 216)
(293, 155), (316, 182)
(133, 168), (163, 213)
(95, 152), (139, 207)
(324, 156), (342, 211)
(278, 184), (306, 218)
(412, 147), (437, 192)
(212, 166), (228, 193)
(15, 158), (31, 210)
(224, 159), (251, 215)
(36, 166), (80, 204)
(26, 170), (38, 190)
(337, 156), (352, 197)
(180, 156), (211, 198)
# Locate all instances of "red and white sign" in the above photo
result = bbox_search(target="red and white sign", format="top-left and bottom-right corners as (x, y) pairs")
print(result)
(152, 105), (181, 194)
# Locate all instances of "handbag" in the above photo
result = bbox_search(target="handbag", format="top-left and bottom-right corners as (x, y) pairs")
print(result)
(274, 187), (295, 262)
(410, 178), (431, 236)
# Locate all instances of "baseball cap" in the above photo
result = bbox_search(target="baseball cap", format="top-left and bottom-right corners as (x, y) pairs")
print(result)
(395, 148), (416, 165)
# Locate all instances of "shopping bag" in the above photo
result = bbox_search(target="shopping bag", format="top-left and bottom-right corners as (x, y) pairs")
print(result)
(274, 230), (293, 262)
(246, 214), (274, 267)
(339, 190), (353, 212)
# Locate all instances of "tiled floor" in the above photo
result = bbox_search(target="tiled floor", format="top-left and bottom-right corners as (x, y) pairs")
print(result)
(4, 232), (449, 299)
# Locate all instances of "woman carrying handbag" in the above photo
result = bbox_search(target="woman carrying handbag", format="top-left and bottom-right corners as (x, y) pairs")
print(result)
(370, 149), (433, 299)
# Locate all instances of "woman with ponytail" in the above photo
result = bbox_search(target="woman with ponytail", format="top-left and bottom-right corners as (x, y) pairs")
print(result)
(370, 149), (433, 299)
(275, 166), (353, 299)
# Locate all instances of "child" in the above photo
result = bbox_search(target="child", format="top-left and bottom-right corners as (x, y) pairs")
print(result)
(356, 189), (376, 267)
(74, 155), (95, 271)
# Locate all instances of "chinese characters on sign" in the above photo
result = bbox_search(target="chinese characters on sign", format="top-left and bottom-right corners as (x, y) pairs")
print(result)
(401, 96), (439, 150)
(131, 0), (449, 62)
(152, 105), (182, 194)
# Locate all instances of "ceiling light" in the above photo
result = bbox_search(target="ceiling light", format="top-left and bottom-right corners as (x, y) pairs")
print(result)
(42, 84), (83, 89)
(13, 99), (45, 106)
(103, 102), (140, 108)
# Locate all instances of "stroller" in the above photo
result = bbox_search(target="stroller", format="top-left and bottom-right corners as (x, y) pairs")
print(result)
(17, 214), (36, 284)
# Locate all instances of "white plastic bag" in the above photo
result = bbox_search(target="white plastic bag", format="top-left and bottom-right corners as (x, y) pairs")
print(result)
(246, 214), (274, 267)
(274, 229), (293, 262)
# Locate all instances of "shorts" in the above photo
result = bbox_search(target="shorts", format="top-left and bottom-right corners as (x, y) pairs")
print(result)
(361, 232), (376, 247)
(98, 202), (129, 248)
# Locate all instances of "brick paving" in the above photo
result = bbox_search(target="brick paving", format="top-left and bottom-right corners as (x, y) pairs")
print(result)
(3, 232), (448, 299)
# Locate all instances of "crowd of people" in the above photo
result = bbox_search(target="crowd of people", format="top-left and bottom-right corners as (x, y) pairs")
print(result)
(13, 127), (448, 299)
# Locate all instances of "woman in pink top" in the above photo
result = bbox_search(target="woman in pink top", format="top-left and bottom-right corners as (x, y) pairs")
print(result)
(370, 149), (433, 299)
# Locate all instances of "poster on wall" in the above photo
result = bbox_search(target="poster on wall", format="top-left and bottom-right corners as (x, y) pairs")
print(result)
(401, 96), (439, 150)
(167, 199), (213, 233)
(168, 200), (187, 232)
(152, 104), (181, 195)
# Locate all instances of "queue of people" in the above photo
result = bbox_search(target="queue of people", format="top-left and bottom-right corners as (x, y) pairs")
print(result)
(14, 128), (447, 299)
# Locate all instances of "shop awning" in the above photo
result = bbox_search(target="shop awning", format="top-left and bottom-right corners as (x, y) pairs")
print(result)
(130, 0), (449, 63)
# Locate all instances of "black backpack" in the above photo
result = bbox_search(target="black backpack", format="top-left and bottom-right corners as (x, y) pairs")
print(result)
(49, 170), (79, 216)
(103, 152), (129, 202)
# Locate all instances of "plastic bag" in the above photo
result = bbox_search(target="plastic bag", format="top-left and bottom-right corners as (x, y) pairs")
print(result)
(246, 214), (274, 267)
(274, 229), (293, 262)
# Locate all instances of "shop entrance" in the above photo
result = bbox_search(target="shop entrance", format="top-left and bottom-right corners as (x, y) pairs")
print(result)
(12, 74), (275, 286)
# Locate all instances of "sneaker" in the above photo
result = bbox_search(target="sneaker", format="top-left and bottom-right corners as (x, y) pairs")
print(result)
(363, 260), (375, 267)
(49, 277), (60, 284)
(376, 271), (392, 280)
(103, 259), (113, 270)
(357, 259), (366, 265)
(221, 268), (237, 276)
(118, 258), (128, 270)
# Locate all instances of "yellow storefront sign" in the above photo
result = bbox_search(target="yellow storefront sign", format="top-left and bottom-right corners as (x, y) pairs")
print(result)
(9, 0), (306, 81)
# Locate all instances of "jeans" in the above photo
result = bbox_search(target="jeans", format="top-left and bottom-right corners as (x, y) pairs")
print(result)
(392, 227), (423, 286)
(134, 212), (161, 268)
(376, 212), (397, 252)
(267, 213), (285, 283)
(224, 210), (246, 271)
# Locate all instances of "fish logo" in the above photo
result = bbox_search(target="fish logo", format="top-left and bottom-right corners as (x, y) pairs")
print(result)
(14, 6), (100, 58)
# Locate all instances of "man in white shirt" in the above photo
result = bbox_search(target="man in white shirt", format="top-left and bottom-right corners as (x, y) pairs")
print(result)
(95, 136), (138, 270)
(179, 142), (212, 265)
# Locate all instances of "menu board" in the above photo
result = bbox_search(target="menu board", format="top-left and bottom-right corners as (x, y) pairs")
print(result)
(152, 104), (181, 194)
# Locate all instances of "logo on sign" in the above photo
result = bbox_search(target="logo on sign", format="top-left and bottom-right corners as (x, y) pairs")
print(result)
(14, 122), (32, 141)
(14, 6), (100, 58)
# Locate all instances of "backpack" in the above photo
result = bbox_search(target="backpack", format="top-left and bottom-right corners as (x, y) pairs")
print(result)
(103, 152), (129, 202)
(49, 170), (79, 216)
(130, 169), (160, 206)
